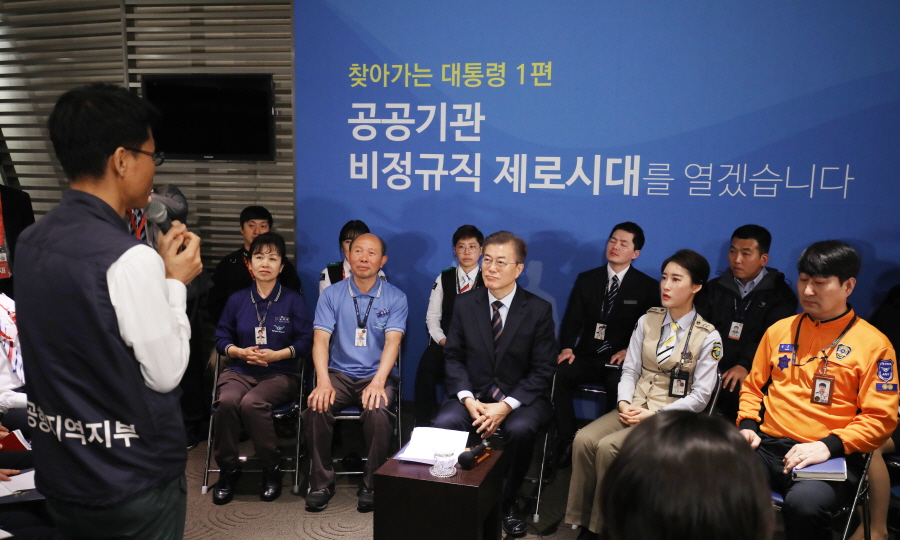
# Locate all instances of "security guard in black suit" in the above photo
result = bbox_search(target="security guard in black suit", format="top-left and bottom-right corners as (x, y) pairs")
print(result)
(555, 222), (658, 466)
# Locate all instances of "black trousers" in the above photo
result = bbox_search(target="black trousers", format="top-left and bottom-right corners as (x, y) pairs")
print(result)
(553, 355), (619, 442)
(413, 341), (446, 427)
(756, 433), (860, 540)
(432, 396), (551, 503)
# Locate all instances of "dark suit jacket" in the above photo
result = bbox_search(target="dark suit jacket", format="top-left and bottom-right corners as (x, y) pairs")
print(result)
(559, 264), (659, 360)
(2, 185), (36, 299)
(444, 286), (556, 406)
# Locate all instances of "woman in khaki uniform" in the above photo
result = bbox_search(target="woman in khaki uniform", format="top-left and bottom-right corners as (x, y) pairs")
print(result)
(564, 249), (724, 540)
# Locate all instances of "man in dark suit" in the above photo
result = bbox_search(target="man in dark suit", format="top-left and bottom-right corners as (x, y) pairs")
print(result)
(433, 230), (556, 538)
(555, 222), (658, 467)
(0, 185), (35, 299)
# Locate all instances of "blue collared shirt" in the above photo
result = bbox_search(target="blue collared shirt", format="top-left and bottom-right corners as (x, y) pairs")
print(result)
(734, 267), (768, 299)
(314, 277), (407, 379)
(215, 283), (314, 377)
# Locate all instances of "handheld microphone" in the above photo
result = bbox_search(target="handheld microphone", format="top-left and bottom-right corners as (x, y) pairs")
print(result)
(458, 440), (490, 470)
(144, 199), (172, 233)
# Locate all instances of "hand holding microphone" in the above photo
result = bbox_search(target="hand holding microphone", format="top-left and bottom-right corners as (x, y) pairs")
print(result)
(158, 219), (202, 285)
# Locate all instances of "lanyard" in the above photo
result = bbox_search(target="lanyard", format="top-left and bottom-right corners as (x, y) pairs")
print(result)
(242, 251), (256, 281)
(791, 312), (858, 374)
(732, 296), (753, 323)
(252, 284), (281, 327)
(348, 278), (381, 329)
(128, 210), (147, 240)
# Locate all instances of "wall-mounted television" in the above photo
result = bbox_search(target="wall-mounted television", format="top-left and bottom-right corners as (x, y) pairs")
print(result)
(141, 74), (276, 162)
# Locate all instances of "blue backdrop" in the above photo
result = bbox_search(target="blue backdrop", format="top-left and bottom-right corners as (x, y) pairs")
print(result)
(294, 1), (900, 399)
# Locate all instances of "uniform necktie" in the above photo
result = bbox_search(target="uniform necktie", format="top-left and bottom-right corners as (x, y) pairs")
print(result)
(459, 275), (470, 293)
(602, 275), (619, 319)
(491, 300), (503, 352)
(657, 321), (679, 364)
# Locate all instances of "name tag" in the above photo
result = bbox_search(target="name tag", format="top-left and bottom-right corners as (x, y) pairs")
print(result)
(594, 323), (607, 340)
(728, 321), (743, 340)
(255, 327), (267, 345)
(355, 328), (368, 347)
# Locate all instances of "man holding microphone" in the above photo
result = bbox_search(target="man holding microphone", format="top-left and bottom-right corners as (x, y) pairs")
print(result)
(16, 83), (202, 539)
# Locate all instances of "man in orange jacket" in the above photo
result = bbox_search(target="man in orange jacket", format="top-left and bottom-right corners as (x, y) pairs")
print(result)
(739, 240), (898, 540)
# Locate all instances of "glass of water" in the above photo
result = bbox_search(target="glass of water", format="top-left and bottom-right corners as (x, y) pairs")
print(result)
(429, 447), (457, 478)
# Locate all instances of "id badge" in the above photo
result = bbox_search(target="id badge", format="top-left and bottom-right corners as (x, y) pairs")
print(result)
(355, 328), (368, 347)
(594, 323), (607, 340)
(0, 246), (10, 277)
(255, 327), (267, 345)
(811, 372), (835, 405)
(728, 321), (743, 340)
(668, 370), (690, 398)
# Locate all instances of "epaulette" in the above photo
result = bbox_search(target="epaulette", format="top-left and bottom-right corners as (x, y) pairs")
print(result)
(327, 261), (342, 268)
(647, 307), (667, 314)
(694, 320), (716, 332)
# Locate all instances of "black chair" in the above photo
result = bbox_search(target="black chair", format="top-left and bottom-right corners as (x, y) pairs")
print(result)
(771, 452), (873, 540)
(201, 354), (305, 496)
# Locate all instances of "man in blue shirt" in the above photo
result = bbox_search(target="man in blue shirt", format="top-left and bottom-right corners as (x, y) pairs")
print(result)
(303, 233), (407, 513)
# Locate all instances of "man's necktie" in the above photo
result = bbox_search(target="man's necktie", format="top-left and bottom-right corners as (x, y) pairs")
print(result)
(604, 275), (619, 317)
(657, 321), (679, 364)
(491, 300), (503, 353)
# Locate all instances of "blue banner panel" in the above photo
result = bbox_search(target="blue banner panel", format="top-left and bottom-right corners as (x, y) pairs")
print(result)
(295, 1), (900, 398)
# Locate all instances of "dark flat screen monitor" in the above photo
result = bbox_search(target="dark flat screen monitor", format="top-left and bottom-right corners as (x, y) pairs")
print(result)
(141, 74), (275, 161)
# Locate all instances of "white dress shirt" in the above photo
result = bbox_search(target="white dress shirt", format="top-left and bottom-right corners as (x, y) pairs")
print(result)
(0, 294), (25, 414)
(107, 244), (191, 393)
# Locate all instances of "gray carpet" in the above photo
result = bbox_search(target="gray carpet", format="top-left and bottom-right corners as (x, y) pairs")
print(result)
(183, 434), (579, 540)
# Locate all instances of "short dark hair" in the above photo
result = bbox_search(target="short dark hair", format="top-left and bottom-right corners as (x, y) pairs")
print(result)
(609, 222), (645, 251)
(483, 231), (527, 263)
(240, 205), (273, 227)
(249, 232), (286, 261)
(339, 220), (371, 247)
(452, 225), (484, 247)
(350, 233), (387, 257)
(661, 249), (710, 289)
(797, 240), (860, 284)
(601, 411), (773, 540)
(732, 224), (772, 255)
(48, 83), (160, 181)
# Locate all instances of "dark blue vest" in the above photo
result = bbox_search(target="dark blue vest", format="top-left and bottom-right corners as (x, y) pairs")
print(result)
(15, 189), (186, 506)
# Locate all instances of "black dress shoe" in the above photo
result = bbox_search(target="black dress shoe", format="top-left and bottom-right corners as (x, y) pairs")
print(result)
(575, 527), (599, 540)
(212, 466), (242, 505)
(501, 500), (527, 537)
(260, 463), (284, 502)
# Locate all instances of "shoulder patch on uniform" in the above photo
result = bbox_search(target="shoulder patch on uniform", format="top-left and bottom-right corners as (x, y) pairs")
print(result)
(711, 342), (723, 361)
(835, 344), (851, 360)
(877, 359), (894, 383)
(648, 307), (667, 314)
(327, 261), (342, 268)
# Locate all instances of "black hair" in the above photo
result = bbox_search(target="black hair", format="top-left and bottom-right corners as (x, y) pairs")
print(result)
(609, 222), (646, 251)
(240, 205), (273, 227)
(483, 231), (527, 263)
(452, 225), (484, 247)
(48, 83), (160, 181)
(350, 234), (387, 257)
(601, 411), (774, 540)
(797, 240), (860, 284)
(249, 232), (286, 261)
(661, 249), (710, 289)
(732, 224), (772, 255)
(339, 220), (371, 247)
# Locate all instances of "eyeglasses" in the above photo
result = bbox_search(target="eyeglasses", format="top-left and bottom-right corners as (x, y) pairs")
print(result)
(455, 245), (481, 253)
(482, 257), (517, 270)
(123, 148), (165, 166)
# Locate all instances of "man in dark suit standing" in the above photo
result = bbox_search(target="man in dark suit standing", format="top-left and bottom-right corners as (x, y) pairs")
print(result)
(554, 222), (658, 467)
(433, 230), (556, 538)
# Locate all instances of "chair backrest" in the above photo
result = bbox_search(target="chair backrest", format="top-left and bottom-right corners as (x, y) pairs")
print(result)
(705, 372), (723, 416)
